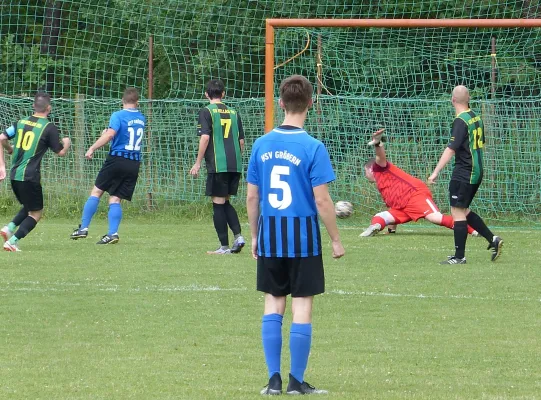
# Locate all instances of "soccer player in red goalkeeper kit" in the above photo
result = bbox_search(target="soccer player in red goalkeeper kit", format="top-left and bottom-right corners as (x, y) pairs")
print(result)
(360, 129), (478, 238)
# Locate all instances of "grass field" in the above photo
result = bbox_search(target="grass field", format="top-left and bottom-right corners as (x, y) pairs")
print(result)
(0, 218), (539, 400)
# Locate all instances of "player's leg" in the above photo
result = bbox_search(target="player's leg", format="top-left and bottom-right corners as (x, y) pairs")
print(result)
(464, 184), (503, 261)
(96, 158), (139, 245)
(417, 196), (478, 235)
(4, 182), (43, 251)
(257, 257), (288, 395)
(286, 255), (327, 395)
(360, 210), (397, 237)
(206, 173), (231, 254)
(224, 173), (245, 253)
(440, 181), (469, 264)
(1, 207), (27, 242)
(72, 186), (104, 239)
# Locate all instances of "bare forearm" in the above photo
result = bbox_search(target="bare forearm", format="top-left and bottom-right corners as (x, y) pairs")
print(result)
(89, 133), (114, 152)
(374, 143), (387, 167)
(316, 195), (340, 242)
(247, 195), (259, 240)
(195, 136), (209, 164)
(433, 147), (455, 175)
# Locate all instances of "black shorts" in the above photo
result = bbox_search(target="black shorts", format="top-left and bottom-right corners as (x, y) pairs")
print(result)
(449, 180), (481, 209)
(256, 255), (325, 297)
(11, 180), (43, 211)
(205, 172), (241, 197)
(95, 155), (140, 201)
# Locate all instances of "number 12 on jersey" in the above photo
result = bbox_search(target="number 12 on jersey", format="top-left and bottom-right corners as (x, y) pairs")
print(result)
(125, 127), (143, 151)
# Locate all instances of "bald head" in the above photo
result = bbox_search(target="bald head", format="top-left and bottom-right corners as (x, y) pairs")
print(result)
(452, 85), (470, 107)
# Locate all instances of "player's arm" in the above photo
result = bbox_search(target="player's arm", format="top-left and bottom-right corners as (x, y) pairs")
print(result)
(237, 113), (245, 153)
(190, 108), (212, 177)
(368, 128), (387, 167)
(85, 128), (116, 159)
(0, 133), (7, 181)
(1, 126), (15, 154)
(47, 125), (71, 157)
(246, 183), (260, 260)
(313, 184), (344, 259)
(428, 119), (465, 184)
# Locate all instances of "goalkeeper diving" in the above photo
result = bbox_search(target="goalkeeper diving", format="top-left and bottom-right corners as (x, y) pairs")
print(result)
(360, 129), (478, 237)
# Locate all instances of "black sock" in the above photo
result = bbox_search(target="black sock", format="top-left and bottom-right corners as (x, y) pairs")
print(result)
(14, 216), (38, 240)
(466, 211), (494, 244)
(212, 203), (229, 246)
(224, 201), (241, 236)
(453, 220), (468, 259)
(12, 207), (28, 226)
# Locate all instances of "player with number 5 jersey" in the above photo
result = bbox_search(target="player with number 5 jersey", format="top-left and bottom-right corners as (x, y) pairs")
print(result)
(247, 75), (344, 396)
(71, 87), (146, 244)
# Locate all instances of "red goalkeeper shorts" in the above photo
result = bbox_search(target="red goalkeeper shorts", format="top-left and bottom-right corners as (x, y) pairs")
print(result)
(388, 191), (440, 224)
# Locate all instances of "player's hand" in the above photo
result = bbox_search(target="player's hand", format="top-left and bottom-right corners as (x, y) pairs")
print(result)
(427, 172), (438, 185)
(331, 240), (345, 259)
(62, 137), (71, 149)
(251, 237), (258, 260)
(85, 148), (95, 160)
(189, 163), (201, 177)
(0, 165), (6, 181)
(368, 128), (385, 146)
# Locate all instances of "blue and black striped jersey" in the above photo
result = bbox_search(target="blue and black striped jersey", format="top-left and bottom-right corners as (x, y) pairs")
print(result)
(247, 125), (335, 258)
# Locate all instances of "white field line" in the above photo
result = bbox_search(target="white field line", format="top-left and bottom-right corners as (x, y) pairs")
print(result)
(0, 281), (538, 302)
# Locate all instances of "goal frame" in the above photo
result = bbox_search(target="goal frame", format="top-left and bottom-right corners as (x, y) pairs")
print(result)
(265, 18), (541, 132)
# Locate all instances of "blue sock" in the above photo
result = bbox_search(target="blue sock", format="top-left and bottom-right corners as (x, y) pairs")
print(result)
(108, 203), (122, 235)
(290, 323), (312, 383)
(262, 313), (283, 378)
(81, 196), (100, 229)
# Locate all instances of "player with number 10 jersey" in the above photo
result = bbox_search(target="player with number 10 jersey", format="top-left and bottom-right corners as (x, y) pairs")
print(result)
(71, 87), (145, 245)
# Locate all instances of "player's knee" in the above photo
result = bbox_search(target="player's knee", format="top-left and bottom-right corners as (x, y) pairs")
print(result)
(425, 212), (443, 224)
(90, 186), (104, 198)
(212, 196), (226, 205)
(108, 196), (121, 205)
(28, 210), (42, 222)
(375, 211), (395, 225)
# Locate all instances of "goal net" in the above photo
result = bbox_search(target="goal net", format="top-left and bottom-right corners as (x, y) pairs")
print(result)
(268, 22), (541, 225)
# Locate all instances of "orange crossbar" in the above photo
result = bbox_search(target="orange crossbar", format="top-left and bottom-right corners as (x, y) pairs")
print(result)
(265, 18), (541, 132)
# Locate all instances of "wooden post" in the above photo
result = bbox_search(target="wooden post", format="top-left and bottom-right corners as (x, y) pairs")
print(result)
(146, 35), (154, 209)
(74, 93), (85, 186)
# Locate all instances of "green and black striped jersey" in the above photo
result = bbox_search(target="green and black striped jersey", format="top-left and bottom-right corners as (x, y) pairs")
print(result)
(197, 102), (244, 173)
(5, 116), (63, 183)
(448, 109), (484, 184)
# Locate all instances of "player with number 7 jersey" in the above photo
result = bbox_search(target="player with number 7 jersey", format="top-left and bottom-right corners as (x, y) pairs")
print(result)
(70, 87), (146, 245)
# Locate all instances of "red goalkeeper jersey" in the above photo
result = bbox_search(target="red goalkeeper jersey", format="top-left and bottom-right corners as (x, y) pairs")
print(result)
(372, 162), (430, 209)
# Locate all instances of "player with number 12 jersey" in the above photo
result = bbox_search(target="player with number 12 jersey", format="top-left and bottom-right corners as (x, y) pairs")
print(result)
(71, 87), (145, 245)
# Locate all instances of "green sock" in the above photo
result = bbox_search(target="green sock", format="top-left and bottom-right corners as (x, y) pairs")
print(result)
(8, 236), (18, 245)
(7, 222), (16, 232)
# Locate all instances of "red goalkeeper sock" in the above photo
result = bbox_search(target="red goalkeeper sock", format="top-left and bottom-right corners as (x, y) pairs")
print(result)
(371, 216), (386, 228)
(443, 214), (476, 234)
(441, 215), (454, 229)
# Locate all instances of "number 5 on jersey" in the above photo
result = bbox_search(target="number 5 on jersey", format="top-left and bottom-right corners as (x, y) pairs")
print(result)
(269, 165), (292, 210)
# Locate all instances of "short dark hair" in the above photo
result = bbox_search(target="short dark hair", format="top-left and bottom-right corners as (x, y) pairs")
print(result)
(364, 158), (376, 169)
(33, 92), (51, 113)
(122, 87), (139, 104)
(206, 79), (225, 100)
(279, 75), (313, 114)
